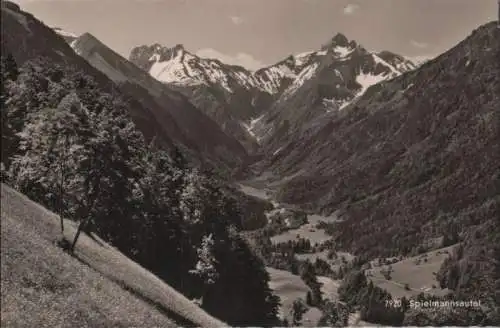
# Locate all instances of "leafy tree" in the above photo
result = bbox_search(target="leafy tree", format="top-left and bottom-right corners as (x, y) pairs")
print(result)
(3, 56), (282, 327)
(190, 233), (219, 304)
(1, 52), (19, 169)
(132, 145), (189, 290)
(403, 307), (487, 326)
(338, 269), (368, 306)
(200, 229), (280, 326)
(10, 101), (89, 239)
(318, 300), (349, 327)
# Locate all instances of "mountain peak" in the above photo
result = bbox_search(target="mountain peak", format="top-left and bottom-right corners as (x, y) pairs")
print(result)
(321, 32), (358, 51)
(78, 32), (100, 43)
(173, 43), (184, 51)
(71, 33), (105, 57)
(147, 43), (186, 58)
(331, 32), (349, 46)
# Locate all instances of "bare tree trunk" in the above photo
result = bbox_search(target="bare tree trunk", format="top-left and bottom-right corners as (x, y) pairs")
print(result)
(59, 136), (68, 235)
(70, 175), (100, 253)
(59, 162), (65, 235)
(60, 214), (65, 235)
(70, 218), (87, 252)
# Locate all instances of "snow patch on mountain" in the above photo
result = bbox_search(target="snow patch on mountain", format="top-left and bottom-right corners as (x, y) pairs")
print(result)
(53, 27), (78, 38)
(373, 54), (399, 75)
(334, 46), (352, 57)
(280, 62), (320, 101)
(294, 51), (314, 66)
(356, 72), (387, 92)
(241, 114), (266, 143)
(333, 71), (387, 111)
(149, 54), (160, 61)
(273, 146), (284, 156)
(149, 52), (203, 86)
(323, 98), (343, 112)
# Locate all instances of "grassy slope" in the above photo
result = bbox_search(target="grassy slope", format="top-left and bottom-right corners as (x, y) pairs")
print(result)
(1, 183), (226, 328)
(266, 267), (341, 326)
(366, 246), (455, 299)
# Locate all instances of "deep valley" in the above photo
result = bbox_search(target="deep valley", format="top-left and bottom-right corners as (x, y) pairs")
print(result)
(1, 1), (499, 327)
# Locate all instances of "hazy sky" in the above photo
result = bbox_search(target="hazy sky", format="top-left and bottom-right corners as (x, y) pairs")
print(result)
(11, 0), (498, 69)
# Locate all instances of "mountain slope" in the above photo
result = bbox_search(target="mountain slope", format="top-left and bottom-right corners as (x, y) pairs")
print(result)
(0, 1), (176, 152)
(53, 27), (79, 43)
(251, 33), (418, 151)
(70, 32), (248, 169)
(1, 1), (247, 171)
(265, 21), (499, 260)
(130, 44), (274, 151)
(1, 183), (227, 327)
(131, 34), (416, 153)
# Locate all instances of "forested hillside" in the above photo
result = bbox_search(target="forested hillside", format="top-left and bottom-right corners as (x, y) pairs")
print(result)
(0, 51), (280, 327)
(262, 21), (500, 325)
(1, 0), (249, 175)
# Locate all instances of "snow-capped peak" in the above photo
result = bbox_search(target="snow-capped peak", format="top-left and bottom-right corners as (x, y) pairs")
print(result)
(321, 32), (358, 52)
(129, 33), (419, 102)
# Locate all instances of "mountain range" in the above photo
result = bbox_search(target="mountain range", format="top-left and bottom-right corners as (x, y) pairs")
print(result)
(127, 33), (419, 152)
(49, 23), (423, 164)
(2, 0), (499, 326)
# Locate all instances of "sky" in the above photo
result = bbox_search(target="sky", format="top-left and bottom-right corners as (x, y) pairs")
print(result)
(10, 0), (498, 70)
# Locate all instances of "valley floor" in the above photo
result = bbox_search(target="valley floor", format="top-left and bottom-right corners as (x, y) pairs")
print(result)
(238, 179), (454, 326)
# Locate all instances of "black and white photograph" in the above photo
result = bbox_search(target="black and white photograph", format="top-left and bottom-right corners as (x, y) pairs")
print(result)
(1, 0), (499, 326)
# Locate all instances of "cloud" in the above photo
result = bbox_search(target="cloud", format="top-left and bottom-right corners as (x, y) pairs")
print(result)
(229, 15), (244, 25)
(196, 48), (265, 71)
(343, 4), (359, 15)
(410, 40), (429, 49)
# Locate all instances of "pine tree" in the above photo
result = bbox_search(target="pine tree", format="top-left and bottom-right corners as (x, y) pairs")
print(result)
(306, 290), (313, 306)
(290, 298), (307, 326)
(300, 260), (323, 305)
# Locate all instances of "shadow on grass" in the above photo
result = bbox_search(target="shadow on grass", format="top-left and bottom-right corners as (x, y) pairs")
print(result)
(85, 232), (106, 248)
(55, 230), (106, 253)
(67, 252), (198, 328)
